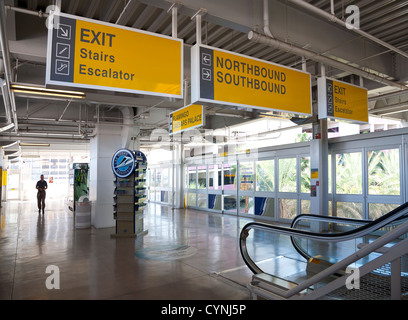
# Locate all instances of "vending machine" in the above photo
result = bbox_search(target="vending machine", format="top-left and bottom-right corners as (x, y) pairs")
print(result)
(68, 163), (89, 211)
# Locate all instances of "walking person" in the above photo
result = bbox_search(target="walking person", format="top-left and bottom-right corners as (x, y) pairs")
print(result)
(36, 174), (48, 214)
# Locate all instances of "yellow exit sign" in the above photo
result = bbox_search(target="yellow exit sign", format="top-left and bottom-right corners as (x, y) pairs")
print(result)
(46, 13), (183, 98)
(318, 77), (368, 123)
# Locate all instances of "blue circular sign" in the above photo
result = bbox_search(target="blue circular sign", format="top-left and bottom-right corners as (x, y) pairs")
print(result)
(111, 149), (135, 178)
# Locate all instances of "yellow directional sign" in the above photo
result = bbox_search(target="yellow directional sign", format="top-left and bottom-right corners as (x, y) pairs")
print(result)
(191, 45), (312, 115)
(318, 77), (368, 123)
(46, 13), (183, 98)
(169, 104), (204, 135)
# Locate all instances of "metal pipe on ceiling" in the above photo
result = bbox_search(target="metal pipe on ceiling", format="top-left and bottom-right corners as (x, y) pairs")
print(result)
(370, 102), (408, 115)
(287, 0), (408, 60)
(167, 2), (179, 38)
(0, 0), (18, 132)
(247, 30), (407, 90)
(4, 5), (49, 18)
(263, 0), (274, 38)
(115, 0), (137, 25)
(368, 88), (408, 102)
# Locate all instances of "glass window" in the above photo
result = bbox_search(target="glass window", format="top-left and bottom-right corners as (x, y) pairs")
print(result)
(301, 200), (311, 214)
(256, 159), (274, 192)
(197, 165), (207, 189)
(208, 164), (222, 190)
(150, 190), (158, 202)
(168, 168), (173, 190)
(336, 202), (363, 219)
(262, 198), (275, 218)
(187, 193), (196, 207)
(187, 166), (197, 189)
(279, 158), (297, 192)
(240, 162), (254, 191)
(148, 169), (155, 187)
(239, 196), (254, 214)
(279, 198), (297, 219)
(208, 194), (222, 210)
(223, 195), (236, 213)
(336, 152), (362, 194)
(368, 203), (399, 220)
(367, 149), (400, 195)
(168, 191), (173, 205)
(156, 169), (162, 188)
(161, 168), (169, 188)
(223, 163), (237, 190)
(197, 194), (207, 208)
(300, 156), (310, 193)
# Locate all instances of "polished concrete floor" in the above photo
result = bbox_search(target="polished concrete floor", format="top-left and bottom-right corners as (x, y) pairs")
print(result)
(1, 198), (275, 300)
(1, 198), (404, 301)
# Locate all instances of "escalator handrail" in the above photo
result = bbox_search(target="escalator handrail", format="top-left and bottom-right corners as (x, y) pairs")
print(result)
(289, 202), (408, 260)
(291, 202), (408, 230)
(291, 214), (369, 229)
(240, 222), (339, 274)
(240, 201), (408, 275)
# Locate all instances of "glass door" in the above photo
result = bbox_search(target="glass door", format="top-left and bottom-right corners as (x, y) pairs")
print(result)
(239, 161), (255, 215)
(208, 164), (222, 212)
(222, 162), (237, 215)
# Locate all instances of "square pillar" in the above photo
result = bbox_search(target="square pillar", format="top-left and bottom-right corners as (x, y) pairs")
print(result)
(89, 124), (123, 228)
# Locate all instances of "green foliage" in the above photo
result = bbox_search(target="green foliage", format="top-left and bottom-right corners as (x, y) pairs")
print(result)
(367, 149), (400, 195)
(279, 158), (297, 192)
(300, 156), (310, 193)
(336, 152), (362, 194)
(335, 149), (400, 219)
(256, 160), (274, 192)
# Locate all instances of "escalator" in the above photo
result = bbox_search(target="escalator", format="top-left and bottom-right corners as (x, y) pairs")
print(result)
(289, 202), (408, 263)
(239, 202), (408, 299)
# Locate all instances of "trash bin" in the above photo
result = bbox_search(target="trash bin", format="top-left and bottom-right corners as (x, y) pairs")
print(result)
(75, 197), (91, 228)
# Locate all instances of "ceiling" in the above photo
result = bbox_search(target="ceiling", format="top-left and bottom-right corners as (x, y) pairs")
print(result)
(0, 0), (408, 156)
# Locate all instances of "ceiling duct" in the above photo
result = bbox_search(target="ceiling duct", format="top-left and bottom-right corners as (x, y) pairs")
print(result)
(287, 0), (408, 60)
(248, 31), (407, 90)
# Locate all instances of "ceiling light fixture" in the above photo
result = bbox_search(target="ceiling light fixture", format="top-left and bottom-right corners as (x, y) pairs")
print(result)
(20, 155), (41, 158)
(10, 84), (85, 99)
(19, 142), (50, 147)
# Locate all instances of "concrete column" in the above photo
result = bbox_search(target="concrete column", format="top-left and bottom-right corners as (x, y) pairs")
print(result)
(89, 107), (135, 228)
(173, 141), (184, 209)
(89, 123), (122, 228)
